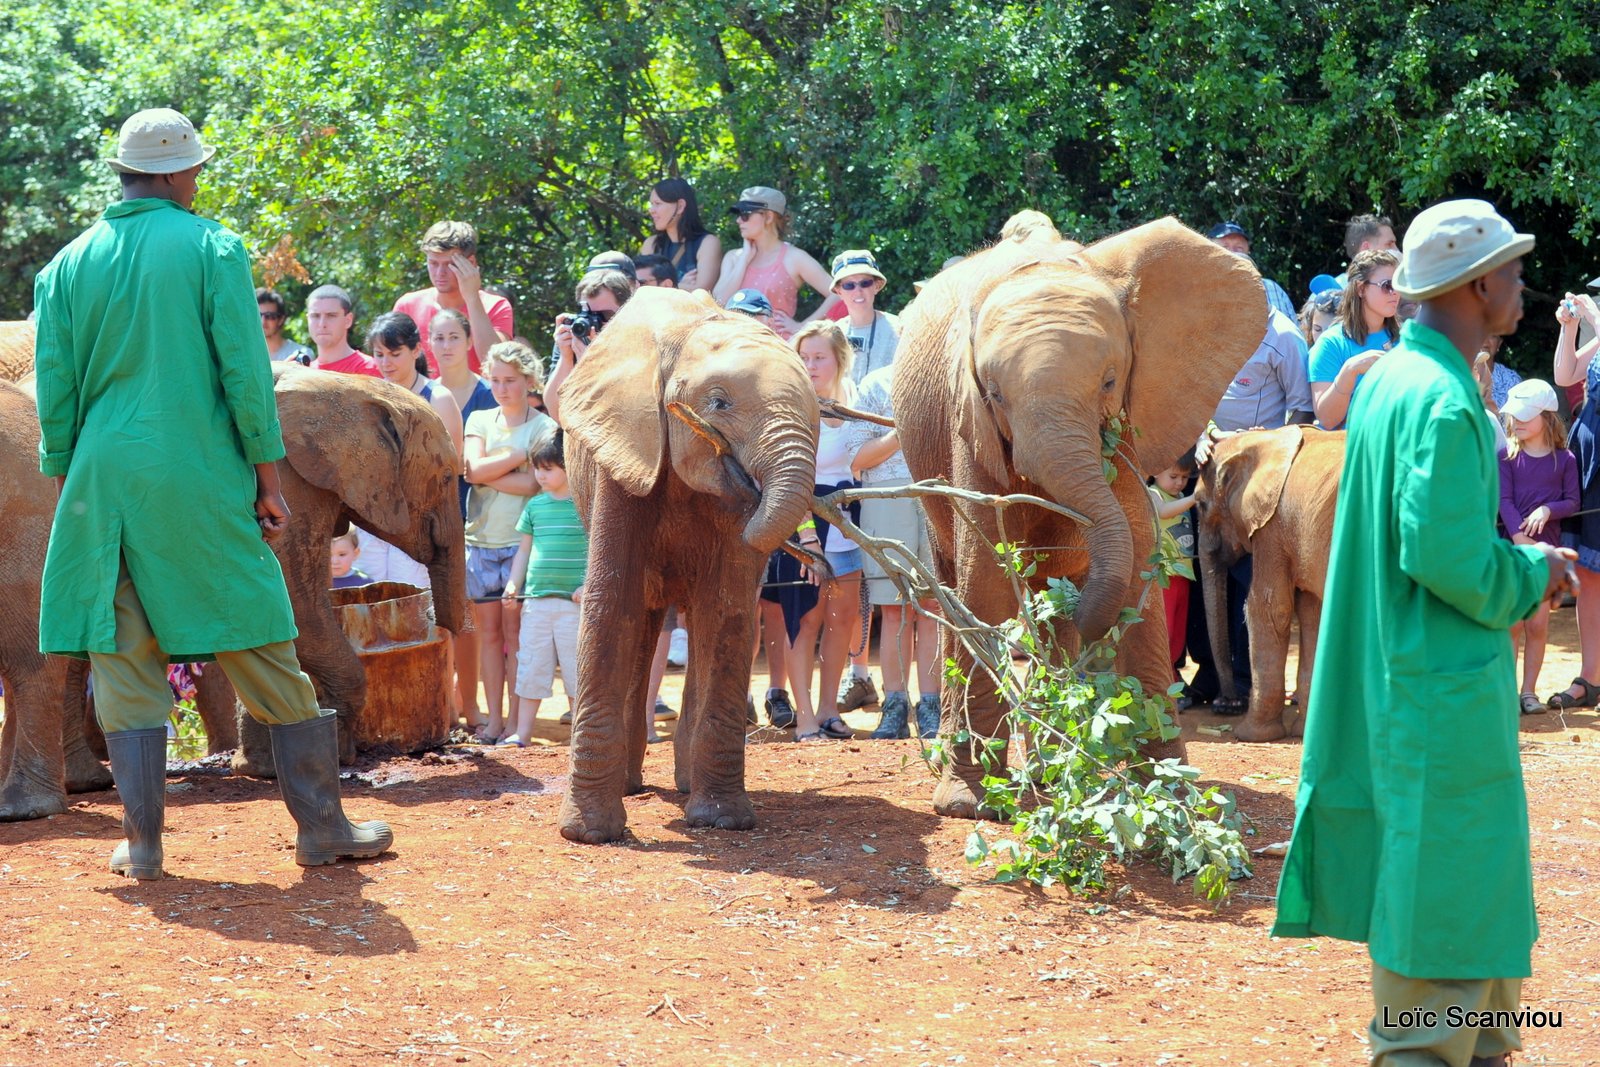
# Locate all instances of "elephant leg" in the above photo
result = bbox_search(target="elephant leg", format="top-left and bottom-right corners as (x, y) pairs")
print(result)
(61, 660), (112, 793)
(1237, 548), (1292, 743)
(932, 526), (1012, 821)
(559, 492), (650, 844)
(683, 565), (761, 831)
(193, 663), (239, 753)
(1288, 592), (1320, 738)
(622, 607), (665, 796)
(0, 656), (70, 821)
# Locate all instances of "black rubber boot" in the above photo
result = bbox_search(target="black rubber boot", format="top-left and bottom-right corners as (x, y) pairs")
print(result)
(270, 712), (393, 866)
(104, 728), (167, 880)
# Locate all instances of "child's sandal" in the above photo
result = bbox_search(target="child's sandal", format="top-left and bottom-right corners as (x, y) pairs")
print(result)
(1519, 693), (1547, 716)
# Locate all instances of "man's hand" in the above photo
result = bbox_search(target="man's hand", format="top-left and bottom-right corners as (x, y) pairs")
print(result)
(503, 582), (519, 601)
(1535, 544), (1580, 603)
(553, 315), (589, 362)
(255, 488), (290, 542)
(449, 253), (482, 299)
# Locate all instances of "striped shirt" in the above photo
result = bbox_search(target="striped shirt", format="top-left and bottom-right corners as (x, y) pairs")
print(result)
(515, 493), (588, 597)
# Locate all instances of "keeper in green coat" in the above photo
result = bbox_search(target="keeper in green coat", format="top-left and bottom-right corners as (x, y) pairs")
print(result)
(1271, 200), (1578, 1067)
(32, 108), (392, 880)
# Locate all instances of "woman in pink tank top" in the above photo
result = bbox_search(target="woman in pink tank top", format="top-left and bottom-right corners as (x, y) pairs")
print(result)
(712, 185), (839, 339)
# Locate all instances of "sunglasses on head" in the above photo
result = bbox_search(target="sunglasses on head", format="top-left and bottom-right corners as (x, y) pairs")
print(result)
(1366, 278), (1397, 294)
(838, 279), (877, 291)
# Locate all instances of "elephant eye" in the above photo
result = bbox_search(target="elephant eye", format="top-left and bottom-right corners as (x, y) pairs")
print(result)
(706, 395), (732, 413)
(1101, 374), (1117, 393)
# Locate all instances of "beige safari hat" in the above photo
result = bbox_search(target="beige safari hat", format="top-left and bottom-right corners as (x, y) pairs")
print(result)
(1394, 199), (1534, 301)
(108, 108), (216, 174)
(729, 186), (788, 216)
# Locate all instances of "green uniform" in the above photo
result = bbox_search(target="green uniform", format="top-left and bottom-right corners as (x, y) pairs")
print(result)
(1272, 320), (1548, 980)
(33, 198), (297, 661)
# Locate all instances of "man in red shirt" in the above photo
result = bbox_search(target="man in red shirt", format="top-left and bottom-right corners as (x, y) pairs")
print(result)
(393, 221), (513, 375)
(305, 285), (380, 377)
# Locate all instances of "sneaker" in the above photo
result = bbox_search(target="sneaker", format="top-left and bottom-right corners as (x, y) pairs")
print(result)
(559, 709), (574, 725)
(914, 694), (940, 739)
(837, 673), (879, 712)
(746, 693), (758, 725)
(667, 627), (688, 667)
(871, 692), (911, 740)
(765, 689), (796, 729)
(654, 698), (679, 721)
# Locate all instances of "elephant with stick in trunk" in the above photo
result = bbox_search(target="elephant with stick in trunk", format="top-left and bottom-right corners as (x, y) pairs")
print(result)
(892, 217), (1268, 819)
(554, 287), (819, 844)
(1195, 425), (1344, 741)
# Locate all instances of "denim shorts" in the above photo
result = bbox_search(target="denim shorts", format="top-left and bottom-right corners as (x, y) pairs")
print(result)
(465, 543), (520, 600)
(825, 547), (863, 579)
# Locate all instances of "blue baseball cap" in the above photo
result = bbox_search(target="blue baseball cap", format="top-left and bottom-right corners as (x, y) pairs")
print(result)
(1308, 274), (1340, 296)
(1206, 220), (1249, 242)
(726, 288), (773, 316)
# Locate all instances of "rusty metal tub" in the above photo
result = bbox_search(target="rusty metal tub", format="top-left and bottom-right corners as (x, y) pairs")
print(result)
(330, 581), (451, 753)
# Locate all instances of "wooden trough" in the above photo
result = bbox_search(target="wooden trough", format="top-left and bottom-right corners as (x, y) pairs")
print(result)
(330, 580), (452, 753)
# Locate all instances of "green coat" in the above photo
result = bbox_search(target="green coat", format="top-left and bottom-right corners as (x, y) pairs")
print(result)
(33, 198), (297, 660)
(1271, 320), (1547, 979)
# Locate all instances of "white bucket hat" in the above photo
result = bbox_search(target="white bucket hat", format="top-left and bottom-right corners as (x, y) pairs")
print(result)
(1394, 199), (1534, 301)
(108, 108), (216, 175)
(1501, 378), (1559, 423)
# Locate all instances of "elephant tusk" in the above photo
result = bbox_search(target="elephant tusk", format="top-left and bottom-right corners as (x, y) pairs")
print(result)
(818, 399), (894, 428)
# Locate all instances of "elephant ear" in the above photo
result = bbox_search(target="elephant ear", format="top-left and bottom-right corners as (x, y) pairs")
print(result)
(945, 301), (1011, 488)
(559, 289), (683, 497)
(1076, 217), (1267, 474)
(275, 369), (412, 535)
(1228, 426), (1305, 539)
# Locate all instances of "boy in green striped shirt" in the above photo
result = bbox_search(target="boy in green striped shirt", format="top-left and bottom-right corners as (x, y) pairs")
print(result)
(502, 430), (588, 745)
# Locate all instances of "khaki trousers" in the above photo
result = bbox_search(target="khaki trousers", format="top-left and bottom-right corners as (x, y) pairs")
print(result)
(1370, 960), (1522, 1066)
(90, 559), (320, 733)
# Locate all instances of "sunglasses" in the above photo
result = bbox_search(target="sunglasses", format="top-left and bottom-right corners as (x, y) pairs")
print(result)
(259, 311), (284, 321)
(1366, 278), (1397, 294)
(736, 210), (766, 222)
(837, 279), (877, 291)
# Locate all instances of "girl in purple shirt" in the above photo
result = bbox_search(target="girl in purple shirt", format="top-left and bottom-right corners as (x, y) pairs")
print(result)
(1498, 378), (1580, 713)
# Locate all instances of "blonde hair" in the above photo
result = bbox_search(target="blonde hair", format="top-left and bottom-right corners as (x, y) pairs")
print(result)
(1504, 408), (1569, 457)
(332, 529), (360, 550)
(484, 340), (545, 393)
(1340, 249), (1401, 344)
(791, 320), (855, 403)
(1000, 209), (1058, 242)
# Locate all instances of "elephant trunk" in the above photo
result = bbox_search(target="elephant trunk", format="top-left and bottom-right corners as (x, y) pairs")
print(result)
(1031, 430), (1134, 644)
(740, 424), (818, 554)
(427, 503), (468, 635)
(1200, 522), (1237, 702)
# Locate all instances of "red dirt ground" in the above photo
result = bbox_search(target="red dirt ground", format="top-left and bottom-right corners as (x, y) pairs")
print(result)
(3, 612), (1598, 1066)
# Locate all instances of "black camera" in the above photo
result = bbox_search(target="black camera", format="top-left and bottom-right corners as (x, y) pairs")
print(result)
(568, 302), (608, 345)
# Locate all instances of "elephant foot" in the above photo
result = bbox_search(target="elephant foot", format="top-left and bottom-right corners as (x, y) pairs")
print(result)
(64, 748), (114, 794)
(230, 747), (277, 779)
(684, 791), (756, 832)
(673, 772), (691, 795)
(1235, 716), (1288, 743)
(1285, 709), (1307, 739)
(557, 791), (627, 844)
(624, 774), (647, 797)
(337, 721), (357, 767)
(0, 781), (68, 822)
(931, 767), (1004, 822)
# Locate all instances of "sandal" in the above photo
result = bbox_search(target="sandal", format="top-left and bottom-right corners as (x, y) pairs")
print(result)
(795, 731), (825, 743)
(1547, 677), (1600, 710)
(1519, 693), (1546, 716)
(816, 716), (853, 739)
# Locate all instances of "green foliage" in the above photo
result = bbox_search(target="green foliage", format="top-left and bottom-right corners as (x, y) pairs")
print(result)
(953, 545), (1251, 901)
(169, 698), (208, 762)
(4, 0), (1600, 363)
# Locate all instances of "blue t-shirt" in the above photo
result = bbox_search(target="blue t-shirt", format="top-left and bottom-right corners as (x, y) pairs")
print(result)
(1308, 325), (1394, 430)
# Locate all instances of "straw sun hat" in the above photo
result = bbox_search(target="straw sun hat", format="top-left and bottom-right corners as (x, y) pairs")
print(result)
(1394, 199), (1534, 302)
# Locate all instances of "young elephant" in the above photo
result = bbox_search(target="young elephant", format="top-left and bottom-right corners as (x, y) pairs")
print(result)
(1195, 425), (1345, 741)
(556, 287), (819, 844)
(893, 217), (1267, 819)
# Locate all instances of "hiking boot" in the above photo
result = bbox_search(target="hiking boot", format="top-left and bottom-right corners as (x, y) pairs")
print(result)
(270, 711), (393, 867)
(764, 689), (796, 729)
(870, 692), (911, 740)
(105, 728), (168, 880)
(914, 694), (941, 740)
(837, 673), (879, 712)
(746, 693), (758, 725)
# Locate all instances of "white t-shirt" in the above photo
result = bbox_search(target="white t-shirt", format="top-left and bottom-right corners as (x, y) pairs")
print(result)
(815, 418), (857, 549)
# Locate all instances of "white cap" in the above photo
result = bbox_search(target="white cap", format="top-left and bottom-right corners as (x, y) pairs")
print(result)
(1501, 378), (1559, 423)
(1394, 199), (1534, 302)
(108, 108), (216, 174)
